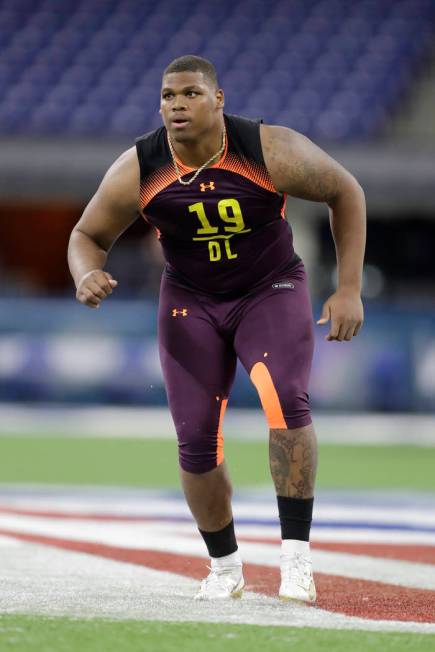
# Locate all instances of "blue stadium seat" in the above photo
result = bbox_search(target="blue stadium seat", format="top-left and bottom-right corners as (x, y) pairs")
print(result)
(0, 0), (434, 140)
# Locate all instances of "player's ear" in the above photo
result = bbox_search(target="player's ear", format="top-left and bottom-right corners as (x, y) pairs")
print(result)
(216, 88), (224, 109)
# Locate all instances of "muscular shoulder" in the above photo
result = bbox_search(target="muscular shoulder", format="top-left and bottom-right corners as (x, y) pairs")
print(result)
(98, 146), (140, 212)
(260, 124), (355, 203)
(260, 124), (304, 173)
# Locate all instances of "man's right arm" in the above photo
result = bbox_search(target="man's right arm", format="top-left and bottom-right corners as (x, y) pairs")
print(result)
(68, 146), (140, 308)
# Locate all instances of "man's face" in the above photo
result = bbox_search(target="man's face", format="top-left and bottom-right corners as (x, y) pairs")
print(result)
(160, 71), (224, 141)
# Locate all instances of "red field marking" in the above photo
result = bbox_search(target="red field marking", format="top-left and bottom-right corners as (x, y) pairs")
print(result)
(315, 541), (435, 565)
(0, 505), (164, 522)
(1, 527), (434, 624)
(237, 535), (435, 565)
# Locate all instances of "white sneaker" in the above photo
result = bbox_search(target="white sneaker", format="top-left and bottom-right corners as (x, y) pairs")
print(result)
(194, 564), (244, 600)
(279, 551), (316, 603)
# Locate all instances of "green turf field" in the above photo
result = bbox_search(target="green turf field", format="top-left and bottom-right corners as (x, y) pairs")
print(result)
(0, 616), (434, 652)
(0, 435), (434, 489)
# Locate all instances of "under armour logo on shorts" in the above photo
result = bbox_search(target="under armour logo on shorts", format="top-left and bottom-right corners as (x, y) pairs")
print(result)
(172, 308), (188, 317)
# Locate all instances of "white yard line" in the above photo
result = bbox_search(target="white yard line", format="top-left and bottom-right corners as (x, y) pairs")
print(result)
(0, 535), (21, 546)
(0, 514), (210, 555)
(1, 404), (435, 446)
(1, 539), (435, 634)
(278, 528), (435, 546)
(1, 492), (434, 528)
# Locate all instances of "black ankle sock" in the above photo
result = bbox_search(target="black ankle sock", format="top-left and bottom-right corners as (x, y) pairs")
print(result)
(277, 495), (314, 542)
(198, 519), (238, 558)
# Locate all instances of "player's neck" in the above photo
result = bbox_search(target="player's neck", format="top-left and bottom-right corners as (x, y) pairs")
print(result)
(170, 120), (225, 169)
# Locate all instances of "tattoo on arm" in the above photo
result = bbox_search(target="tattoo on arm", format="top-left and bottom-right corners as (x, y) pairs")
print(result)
(262, 126), (341, 203)
(287, 156), (340, 203)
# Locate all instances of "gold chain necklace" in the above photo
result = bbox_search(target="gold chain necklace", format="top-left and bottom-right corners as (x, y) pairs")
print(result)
(167, 126), (226, 186)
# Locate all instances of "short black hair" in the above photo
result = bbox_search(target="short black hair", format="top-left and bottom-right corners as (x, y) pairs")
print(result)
(163, 55), (219, 88)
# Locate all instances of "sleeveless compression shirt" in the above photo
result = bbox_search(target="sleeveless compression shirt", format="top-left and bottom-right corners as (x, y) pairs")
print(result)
(135, 113), (299, 295)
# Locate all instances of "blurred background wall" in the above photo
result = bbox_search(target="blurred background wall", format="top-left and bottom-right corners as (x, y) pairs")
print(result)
(0, 0), (434, 414)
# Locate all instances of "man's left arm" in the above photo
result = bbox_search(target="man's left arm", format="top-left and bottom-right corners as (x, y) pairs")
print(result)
(261, 124), (366, 342)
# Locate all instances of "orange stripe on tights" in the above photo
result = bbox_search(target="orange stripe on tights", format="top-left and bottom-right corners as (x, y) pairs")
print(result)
(250, 362), (287, 429)
(216, 398), (228, 466)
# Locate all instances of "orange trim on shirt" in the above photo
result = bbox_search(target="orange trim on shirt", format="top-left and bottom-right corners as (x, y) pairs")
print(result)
(140, 147), (278, 209)
(219, 153), (276, 193)
(280, 193), (287, 218)
(169, 132), (278, 194)
(216, 397), (228, 466)
(250, 362), (287, 429)
(139, 163), (178, 209)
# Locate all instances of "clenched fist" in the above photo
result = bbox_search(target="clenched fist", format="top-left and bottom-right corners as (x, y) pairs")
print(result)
(76, 270), (118, 309)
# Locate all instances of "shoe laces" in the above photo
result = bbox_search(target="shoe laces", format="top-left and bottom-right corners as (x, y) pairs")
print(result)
(281, 552), (312, 586)
(201, 565), (240, 592)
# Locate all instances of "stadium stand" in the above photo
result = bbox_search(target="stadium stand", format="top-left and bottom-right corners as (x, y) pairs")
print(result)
(0, 0), (434, 141)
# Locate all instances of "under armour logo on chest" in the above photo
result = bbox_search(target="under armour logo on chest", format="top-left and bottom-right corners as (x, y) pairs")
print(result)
(200, 182), (215, 192)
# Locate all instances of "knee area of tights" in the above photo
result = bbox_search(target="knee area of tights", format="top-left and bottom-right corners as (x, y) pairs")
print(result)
(178, 454), (219, 475)
(262, 392), (310, 428)
(270, 412), (312, 431)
